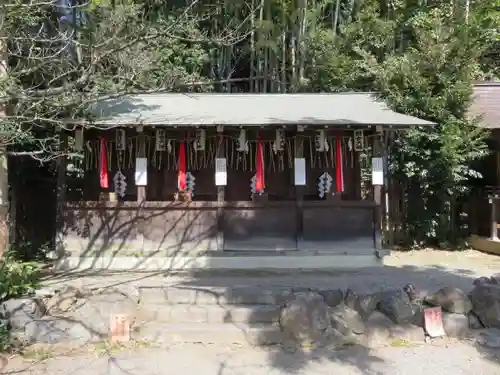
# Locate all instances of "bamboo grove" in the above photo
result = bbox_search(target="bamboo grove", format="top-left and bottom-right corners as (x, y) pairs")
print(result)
(1, 0), (500, 248)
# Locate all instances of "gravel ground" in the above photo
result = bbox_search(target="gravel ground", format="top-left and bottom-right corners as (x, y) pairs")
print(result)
(6, 249), (500, 375)
(3, 341), (500, 375)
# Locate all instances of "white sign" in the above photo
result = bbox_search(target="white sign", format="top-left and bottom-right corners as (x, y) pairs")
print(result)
(135, 158), (148, 186)
(372, 157), (384, 185)
(294, 158), (306, 186)
(215, 158), (227, 186)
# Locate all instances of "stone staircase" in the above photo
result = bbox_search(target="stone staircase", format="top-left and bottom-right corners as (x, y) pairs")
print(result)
(133, 285), (286, 345)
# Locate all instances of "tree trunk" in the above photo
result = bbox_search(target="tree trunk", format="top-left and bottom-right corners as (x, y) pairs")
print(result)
(0, 33), (10, 256)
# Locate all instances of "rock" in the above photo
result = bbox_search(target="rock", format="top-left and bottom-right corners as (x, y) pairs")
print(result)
(390, 324), (425, 343)
(70, 290), (139, 335)
(275, 290), (294, 307)
(45, 285), (87, 314)
(329, 303), (365, 336)
(489, 275), (500, 285)
(411, 303), (426, 328)
(1, 297), (46, 331)
(341, 290), (380, 319)
(279, 291), (330, 345)
(364, 311), (394, 348)
(424, 287), (472, 314)
(474, 277), (491, 286)
(67, 290), (139, 336)
(442, 312), (469, 338)
(24, 317), (98, 344)
(468, 311), (484, 329)
(344, 289), (358, 309)
(318, 289), (343, 308)
(356, 293), (380, 319)
(470, 283), (500, 328)
(403, 284), (419, 301)
(377, 288), (414, 324)
(476, 328), (500, 348)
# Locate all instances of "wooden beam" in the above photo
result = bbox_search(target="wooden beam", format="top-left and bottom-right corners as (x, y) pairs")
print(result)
(54, 134), (68, 258)
(372, 132), (383, 251)
(136, 133), (146, 202)
(295, 135), (304, 245)
(216, 129), (225, 252)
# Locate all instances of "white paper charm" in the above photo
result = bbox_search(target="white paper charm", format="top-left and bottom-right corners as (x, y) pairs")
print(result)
(135, 157), (148, 186)
(317, 172), (333, 198)
(294, 158), (306, 186)
(186, 172), (196, 195)
(215, 158), (227, 186)
(372, 157), (384, 185)
(113, 171), (127, 198)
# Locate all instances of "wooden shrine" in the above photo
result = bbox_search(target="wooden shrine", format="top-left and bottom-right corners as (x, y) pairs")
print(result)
(56, 93), (434, 270)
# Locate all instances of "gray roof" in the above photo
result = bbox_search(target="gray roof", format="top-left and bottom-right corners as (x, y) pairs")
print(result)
(88, 93), (435, 127)
(469, 82), (500, 129)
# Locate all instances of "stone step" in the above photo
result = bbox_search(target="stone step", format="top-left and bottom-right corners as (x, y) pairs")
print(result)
(137, 304), (281, 324)
(134, 322), (282, 346)
(139, 286), (288, 306)
(55, 254), (381, 272)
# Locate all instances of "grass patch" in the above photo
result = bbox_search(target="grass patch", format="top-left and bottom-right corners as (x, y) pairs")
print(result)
(90, 340), (155, 357)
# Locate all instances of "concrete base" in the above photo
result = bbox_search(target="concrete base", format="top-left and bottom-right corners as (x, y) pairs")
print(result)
(54, 254), (382, 272)
(470, 235), (500, 256)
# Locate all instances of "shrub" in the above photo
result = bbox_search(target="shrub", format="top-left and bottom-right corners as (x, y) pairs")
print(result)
(0, 254), (41, 352)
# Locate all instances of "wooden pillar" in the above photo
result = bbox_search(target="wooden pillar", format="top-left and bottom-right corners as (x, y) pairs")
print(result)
(295, 134), (304, 246)
(54, 133), (68, 258)
(489, 189), (499, 240)
(216, 127), (225, 251)
(372, 129), (383, 252)
(0, 34), (8, 256)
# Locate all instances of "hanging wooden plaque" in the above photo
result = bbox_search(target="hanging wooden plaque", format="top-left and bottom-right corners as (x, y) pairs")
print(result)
(155, 129), (166, 151)
(354, 130), (364, 151)
(116, 129), (126, 151)
(194, 129), (206, 151)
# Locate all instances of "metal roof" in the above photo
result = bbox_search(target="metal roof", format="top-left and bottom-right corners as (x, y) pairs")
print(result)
(469, 83), (500, 129)
(88, 93), (435, 127)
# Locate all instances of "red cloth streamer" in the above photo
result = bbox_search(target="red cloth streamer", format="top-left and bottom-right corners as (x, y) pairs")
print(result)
(99, 137), (109, 189)
(335, 136), (344, 193)
(255, 136), (265, 192)
(177, 140), (187, 191)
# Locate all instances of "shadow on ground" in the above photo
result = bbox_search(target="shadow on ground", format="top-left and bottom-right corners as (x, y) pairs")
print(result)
(4, 263), (500, 375)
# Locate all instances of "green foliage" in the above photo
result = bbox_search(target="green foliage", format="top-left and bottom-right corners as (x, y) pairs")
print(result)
(2, 0), (499, 246)
(0, 253), (40, 352)
(304, 1), (493, 246)
(0, 255), (40, 302)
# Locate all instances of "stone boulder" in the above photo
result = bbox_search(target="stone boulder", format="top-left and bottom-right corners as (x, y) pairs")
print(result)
(329, 303), (365, 336)
(45, 285), (88, 314)
(468, 311), (484, 329)
(424, 287), (472, 314)
(474, 277), (491, 286)
(24, 316), (97, 344)
(442, 312), (469, 338)
(318, 289), (343, 308)
(356, 293), (381, 319)
(470, 283), (500, 328)
(279, 291), (330, 345)
(476, 328), (500, 348)
(364, 311), (394, 348)
(1, 297), (46, 331)
(377, 288), (414, 324)
(67, 289), (139, 336)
